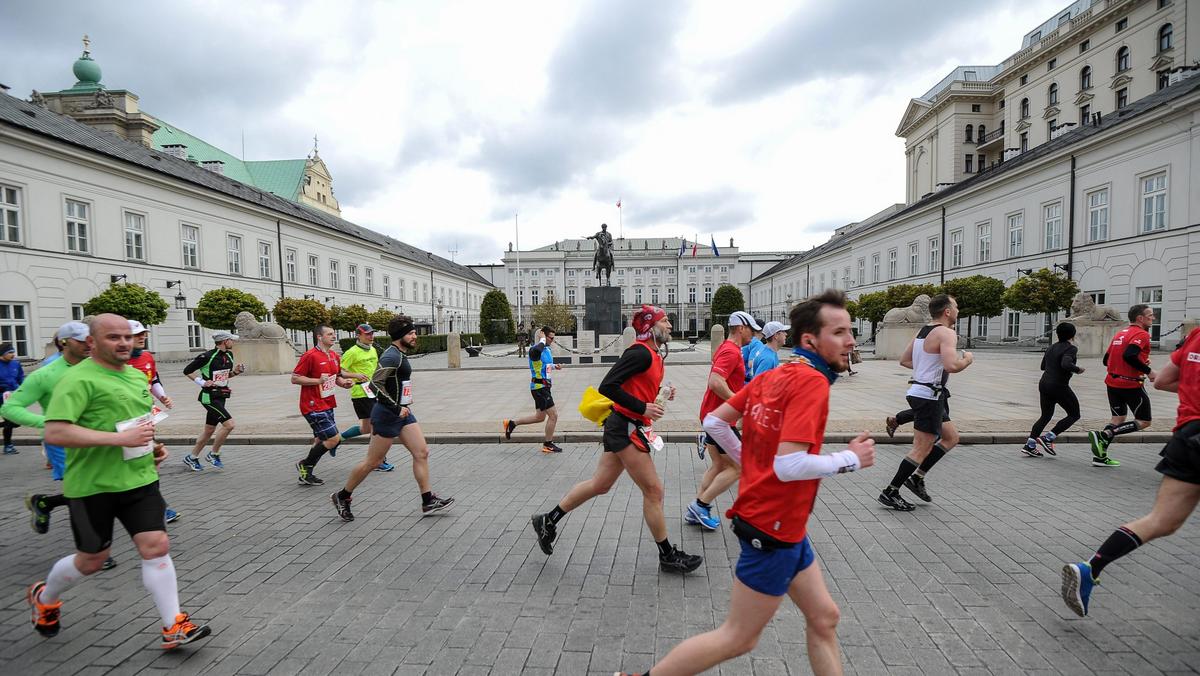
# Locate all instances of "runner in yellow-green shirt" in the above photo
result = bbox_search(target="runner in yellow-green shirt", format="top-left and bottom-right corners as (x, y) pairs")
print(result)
(339, 324), (392, 471)
(27, 314), (211, 650)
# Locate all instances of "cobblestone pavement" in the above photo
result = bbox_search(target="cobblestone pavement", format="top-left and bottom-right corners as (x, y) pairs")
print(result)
(0, 439), (1197, 675)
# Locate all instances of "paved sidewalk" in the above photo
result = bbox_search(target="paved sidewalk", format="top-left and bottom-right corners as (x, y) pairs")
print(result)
(0, 440), (1197, 674)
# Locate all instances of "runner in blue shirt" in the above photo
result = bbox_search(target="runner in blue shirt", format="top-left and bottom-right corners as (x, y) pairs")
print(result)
(749, 322), (789, 380)
(502, 326), (563, 453)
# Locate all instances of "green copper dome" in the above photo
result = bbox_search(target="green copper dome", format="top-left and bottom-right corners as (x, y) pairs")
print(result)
(72, 53), (102, 89)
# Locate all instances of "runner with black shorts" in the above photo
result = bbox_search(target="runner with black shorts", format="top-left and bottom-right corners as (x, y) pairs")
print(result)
(1061, 326), (1200, 616)
(501, 326), (564, 453)
(292, 324), (367, 486)
(618, 290), (874, 676)
(529, 305), (702, 574)
(27, 313), (210, 649)
(1022, 322), (1084, 457)
(331, 317), (454, 520)
(878, 294), (972, 510)
(182, 331), (243, 471)
(340, 323), (391, 471)
(1088, 305), (1157, 467)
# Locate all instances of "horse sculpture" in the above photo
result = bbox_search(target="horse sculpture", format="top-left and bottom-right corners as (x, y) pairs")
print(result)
(587, 223), (615, 286)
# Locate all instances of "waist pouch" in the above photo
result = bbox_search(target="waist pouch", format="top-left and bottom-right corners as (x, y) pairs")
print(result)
(204, 386), (232, 398)
(731, 516), (795, 551)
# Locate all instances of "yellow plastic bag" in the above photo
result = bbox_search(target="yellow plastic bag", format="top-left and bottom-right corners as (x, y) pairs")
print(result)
(578, 386), (614, 427)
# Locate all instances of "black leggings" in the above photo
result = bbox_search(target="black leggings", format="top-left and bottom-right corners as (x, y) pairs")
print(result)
(1, 421), (15, 445)
(1030, 382), (1080, 439)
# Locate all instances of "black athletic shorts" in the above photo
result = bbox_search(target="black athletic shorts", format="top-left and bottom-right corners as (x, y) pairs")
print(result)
(604, 410), (656, 453)
(704, 428), (742, 455)
(531, 388), (555, 411)
(906, 395), (949, 435)
(203, 398), (232, 426)
(68, 481), (167, 554)
(1156, 420), (1200, 485)
(1107, 386), (1152, 421)
(352, 397), (376, 421)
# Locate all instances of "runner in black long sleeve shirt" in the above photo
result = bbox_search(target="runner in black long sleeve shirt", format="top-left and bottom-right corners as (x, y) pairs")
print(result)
(1023, 323), (1085, 456)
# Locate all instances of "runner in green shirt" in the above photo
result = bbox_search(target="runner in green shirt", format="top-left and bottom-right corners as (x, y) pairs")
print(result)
(28, 314), (211, 650)
(340, 323), (392, 471)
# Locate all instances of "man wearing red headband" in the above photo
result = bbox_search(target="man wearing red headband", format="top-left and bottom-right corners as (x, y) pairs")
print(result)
(530, 306), (703, 574)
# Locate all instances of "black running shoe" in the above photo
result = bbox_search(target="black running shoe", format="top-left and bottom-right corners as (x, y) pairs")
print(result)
(530, 513), (556, 555)
(659, 546), (703, 574)
(885, 416), (899, 438)
(26, 494), (51, 535)
(1020, 442), (1043, 458)
(101, 557), (117, 571)
(331, 492), (354, 522)
(296, 462), (323, 485)
(878, 488), (916, 511)
(903, 475), (932, 502)
(503, 419), (517, 440)
(541, 442), (563, 454)
(421, 493), (454, 515)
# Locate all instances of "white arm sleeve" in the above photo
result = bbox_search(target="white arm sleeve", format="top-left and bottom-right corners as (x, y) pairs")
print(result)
(702, 412), (742, 463)
(150, 382), (167, 401)
(773, 450), (860, 482)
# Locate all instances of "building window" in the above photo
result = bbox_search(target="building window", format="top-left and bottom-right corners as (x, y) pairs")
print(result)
(180, 223), (199, 268)
(1044, 202), (1063, 250)
(1087, 188), (1109, 242)
(1080, 66), (1092, 90)
(1088, 290), (1107, 306)
(1079, 39), (1089, 53)
(977, 222), (991, 262)
(965, 154), (974, 173)
(1048, 119), (1057, 138)
(1141, 173), (1167, 232)
(1006, 311), (1021, 339)
(124, 212), (146, 261)
(1116, 46), (1130, 72)
(651, 288), (659, 304)
(965, 124), (974, 142)
(531, 289), (539, 306)
(308, 255), (318, 285)
(1048, 82), (1058, 104)
(887, 249), (897, 280)
(1159, 0), (1172, 8)
(908, 242), (919, 275)
(971, 104), (981, 112)
(1007, 212), (1024, 257)
(928, 237), (940, 273)
(329, 260), (339, 288)
(227, 235), (242, 275)
(285, 248), (296, 282)
(365, 267), (374, 294)
(978, 124), (987, 140)
(1138, 287), (1163, 341)
(1020, 74), (1028, 86)
(0, 185), (20, 244)
(567, 288), (576, 305)
(1020, 97), (1030, 118)
(1079, 104), (1090, 124)
(71, 304), (84, 321)
(667, 287), (675, 304)
(1047, 58), (1056, 70)
(1116, 17), (1127, 32)
(0, 302), (30, 357)
(978, 153), (985, 171)
(186, 309), (202, 349)
(422, 283), (428, 302)
(950, 229), (963, 268)
(65, 199), (90, 254)
(258, 241), (272, 279)
(1159, 23), (1172, 52)
(1020, 132), (1029, 153)
(635, 288), (643, 304)
(383, 274), (390, 298)
(704, 286), (713, 303)
(1158, 70), (1171, 90)
(688, 287), (696, 303)
(871, 253), (880, 282)
(1116, 88), (1128, 109)
(856, 258), (865, 285)
(348, 264), (358, 292)
(977, 316), (990, 337)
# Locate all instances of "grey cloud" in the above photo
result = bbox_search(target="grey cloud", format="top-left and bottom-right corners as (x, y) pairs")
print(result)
(420, 230), (505, 267)
(620, 188), (755, 231)
(470, 116), (620, 195)
(711, 0), (997, 103)
(801, 218), (847, 234)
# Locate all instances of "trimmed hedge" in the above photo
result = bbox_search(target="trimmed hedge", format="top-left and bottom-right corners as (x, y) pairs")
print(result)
(338, 333), (486, 355)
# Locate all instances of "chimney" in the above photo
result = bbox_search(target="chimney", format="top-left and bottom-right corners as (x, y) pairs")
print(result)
(201, 160), (225, 175)
(162, 144), (187, 159)
(187, 155), (200, 165)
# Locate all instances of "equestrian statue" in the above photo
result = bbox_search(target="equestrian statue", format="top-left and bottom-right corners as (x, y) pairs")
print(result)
(586, 223), (615, 286)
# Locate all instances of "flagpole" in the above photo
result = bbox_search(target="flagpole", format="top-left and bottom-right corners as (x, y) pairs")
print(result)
(515, 213), (522, 335)
(619, 198), (623, 240)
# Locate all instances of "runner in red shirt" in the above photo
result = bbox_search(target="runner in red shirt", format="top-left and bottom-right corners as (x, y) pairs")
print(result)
(291, 324), (368, 486)
(685, 310), (760, 530)
(620, 290), (874, 676)
(128, 320), (181, 525)
(1062, 326), (1200, 617)
(530, 306), (703, 574)
(1087, 304), (1158, 467)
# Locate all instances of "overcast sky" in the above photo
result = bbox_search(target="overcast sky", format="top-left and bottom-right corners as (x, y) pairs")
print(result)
(2, 0), (1070, 264)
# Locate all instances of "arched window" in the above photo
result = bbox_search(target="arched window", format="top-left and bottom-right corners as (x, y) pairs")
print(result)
(978, 124), (986, 141)
(1159, 23), (1173, 52)
(1048, 83), (1059, 104)
(1080, 66), (1092, 90)
(1116, 46), (1130, 72)
(965, 124), (974, 142)
(1020, 97), (1030, 118)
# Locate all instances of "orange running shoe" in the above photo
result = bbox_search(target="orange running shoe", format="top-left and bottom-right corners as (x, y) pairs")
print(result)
(161, 612), (211, 649)
(28, 581), (62, 637)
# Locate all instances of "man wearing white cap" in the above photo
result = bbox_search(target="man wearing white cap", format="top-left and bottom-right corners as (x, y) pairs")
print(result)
(182, 331), (244, 471)
(686, 310), (760, 531)
(749, 321), (789, 380)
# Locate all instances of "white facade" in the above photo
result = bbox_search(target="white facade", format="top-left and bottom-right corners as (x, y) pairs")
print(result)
(0, 94), (491, 359)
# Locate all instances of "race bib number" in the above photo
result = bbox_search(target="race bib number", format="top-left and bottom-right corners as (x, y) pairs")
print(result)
(211, 369), (230, 386)
(116, 412), (155, 461)
(150, 405), (170, 425)
(360, 380), (376, 398)
(399, 380), (413, 405)
(320, 374), (337, 398)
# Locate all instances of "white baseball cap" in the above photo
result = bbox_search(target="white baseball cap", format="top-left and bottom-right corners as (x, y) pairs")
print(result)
(728, 311), (762, 331)
(127, 319), (148, 335)
(56, 321), (90, 342)
(762, 321), (787, 339)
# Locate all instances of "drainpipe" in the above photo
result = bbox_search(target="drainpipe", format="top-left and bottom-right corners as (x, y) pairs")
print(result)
(939, 206), (946, 285)
(275, 219), (285, 299)
(1066, 155), (1076, 279)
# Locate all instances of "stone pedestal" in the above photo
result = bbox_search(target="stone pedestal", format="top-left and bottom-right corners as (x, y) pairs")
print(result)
(232, 339), (298, 374)
(1070, 320), (1123, 357)
(577, 330), (596, 353)
(710, 324), (726, 359)
(585, 286), (622, 336)
(447, 332), (461, 368)
(874, 324), (921, 360)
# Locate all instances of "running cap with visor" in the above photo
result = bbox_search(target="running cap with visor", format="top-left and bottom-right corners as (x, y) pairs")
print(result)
(356, 323), (375, 334)
(632, 305), (667, 340)
(212, 331), (239, 342)
(127, 319), (148, 335)
(727, 311), (762, 331)
(56, 321), (90, 342)
(762, 321), (787, 340)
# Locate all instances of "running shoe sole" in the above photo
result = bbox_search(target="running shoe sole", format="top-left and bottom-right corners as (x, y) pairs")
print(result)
(1020, 446), (1043, 457)
(686, 503), (720, 530)
(885, 417), (899, 438)
(1092, 458), (1120, 467)
(1037, 437), (1057, 456)
(878, 491), (916, 511)
(25, 494), (50, 535)
(28, 581), (60, 637)
(162, 622), (211, 649)
(421, 499), (454, 515)
(1061, 564), (1087, 617)
(331, 492), (354, 522)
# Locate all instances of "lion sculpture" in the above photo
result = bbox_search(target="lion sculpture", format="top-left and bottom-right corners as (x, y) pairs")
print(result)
(234, 311), (286, 340)
(882, 294), (932, 324)
(1064, 292), (1120, 321)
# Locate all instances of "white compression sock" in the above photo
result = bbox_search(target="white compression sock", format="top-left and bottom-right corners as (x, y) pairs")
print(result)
(42, 555), (85, 603)
(141, 555), (181, 628)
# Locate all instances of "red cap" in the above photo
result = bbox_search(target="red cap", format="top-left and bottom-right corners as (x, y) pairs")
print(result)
(632, 305), (666, 339)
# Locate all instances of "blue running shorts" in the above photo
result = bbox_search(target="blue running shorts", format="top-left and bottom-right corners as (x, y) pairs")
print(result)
(44, 442), (66, 481)
(370, 405), (418, 438)
(735, 534), (816, 596)
(303, 410), (340, 441)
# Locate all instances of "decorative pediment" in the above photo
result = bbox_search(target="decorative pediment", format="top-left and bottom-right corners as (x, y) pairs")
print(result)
(1149, 54), (1174, 71)
(1042, 105), (1061, 119)
(1014, 118), (1032, 132)
(896, 99), (932, 137)
(1109, 73), (1132, 89)
(1073, 90), (1094, 106)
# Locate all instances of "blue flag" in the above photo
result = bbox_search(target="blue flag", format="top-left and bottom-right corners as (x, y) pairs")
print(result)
(710, 235), (720, 257)
(677, 238), (686, 258)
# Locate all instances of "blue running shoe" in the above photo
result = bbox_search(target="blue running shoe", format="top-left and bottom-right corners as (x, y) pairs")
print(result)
(182, 455), (202, 472)
(696, 433), (706, 461)
(374, 462), (395, 472)
(686, 501), (720, 531)
(1061, 562), (1094, 617)
(165, 508), (180, 524)
(683, 508), (699, 525)
(205, 452), (223, 468)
